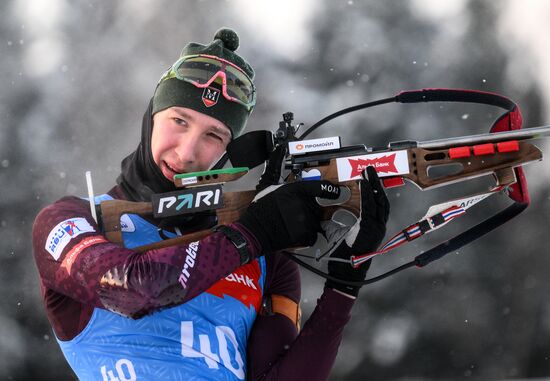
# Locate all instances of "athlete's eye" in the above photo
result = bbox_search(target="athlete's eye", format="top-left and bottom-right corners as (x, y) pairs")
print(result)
(173, 118), (187, 126)
(208, 132), (223, 142)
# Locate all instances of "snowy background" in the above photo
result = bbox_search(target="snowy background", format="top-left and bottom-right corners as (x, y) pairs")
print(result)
(2, 0), (550, 380)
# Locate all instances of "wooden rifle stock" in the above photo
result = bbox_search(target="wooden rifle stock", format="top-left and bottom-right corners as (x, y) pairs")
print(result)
(100, 191), (256, 252)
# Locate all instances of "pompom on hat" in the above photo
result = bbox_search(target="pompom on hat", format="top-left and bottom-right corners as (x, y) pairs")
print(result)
(152, 28), (255, 138)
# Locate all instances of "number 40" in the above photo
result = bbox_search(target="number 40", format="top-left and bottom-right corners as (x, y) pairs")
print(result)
(100, 358), (136, 381)
(181, 321), (245, 379)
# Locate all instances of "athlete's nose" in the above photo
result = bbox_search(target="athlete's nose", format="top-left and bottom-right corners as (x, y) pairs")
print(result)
(174, 131), (200, 167)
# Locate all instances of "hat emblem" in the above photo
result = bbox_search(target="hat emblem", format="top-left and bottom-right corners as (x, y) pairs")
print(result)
(202, 87), (220, 107)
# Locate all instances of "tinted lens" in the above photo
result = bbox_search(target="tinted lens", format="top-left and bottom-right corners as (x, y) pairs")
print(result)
(176, 57), (220, 83)
(176, 57), (254, 104)
(224, 65), (254, 103)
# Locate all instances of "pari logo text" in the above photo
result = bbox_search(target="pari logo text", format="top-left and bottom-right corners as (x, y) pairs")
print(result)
(152, 185), (224, 218)
(335, 150), (410, 182)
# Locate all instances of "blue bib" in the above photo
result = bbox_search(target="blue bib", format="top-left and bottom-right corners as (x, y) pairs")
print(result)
(58, 195), (266, 381)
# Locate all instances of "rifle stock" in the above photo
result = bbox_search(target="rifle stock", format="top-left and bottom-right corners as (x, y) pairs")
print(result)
(407, 142), (541, 189)
(99, 190), (256, 252)
(100, 200), (152, 245)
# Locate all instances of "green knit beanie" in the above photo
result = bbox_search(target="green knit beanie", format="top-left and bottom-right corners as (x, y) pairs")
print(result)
(152, 28), (255, 138)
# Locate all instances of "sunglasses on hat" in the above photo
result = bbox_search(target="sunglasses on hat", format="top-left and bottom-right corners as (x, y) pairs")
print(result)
(160, 54), (256, 111)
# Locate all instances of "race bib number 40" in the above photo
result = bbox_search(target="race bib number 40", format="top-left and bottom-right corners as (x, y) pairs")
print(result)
(181, 321), (245, 380)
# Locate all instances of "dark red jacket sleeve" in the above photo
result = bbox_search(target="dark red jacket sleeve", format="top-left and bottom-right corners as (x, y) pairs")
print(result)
(247, 253), (355, 381)
(32, 196), (262, 320)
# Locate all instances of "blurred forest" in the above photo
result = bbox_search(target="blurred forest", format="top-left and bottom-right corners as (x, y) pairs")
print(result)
(1, 0), (550, 380)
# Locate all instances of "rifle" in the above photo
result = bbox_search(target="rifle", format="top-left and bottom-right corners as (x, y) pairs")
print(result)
(97, 88), (550, 284)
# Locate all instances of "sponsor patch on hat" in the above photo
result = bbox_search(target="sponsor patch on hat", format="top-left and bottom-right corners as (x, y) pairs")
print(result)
(202, 87), (220, 107)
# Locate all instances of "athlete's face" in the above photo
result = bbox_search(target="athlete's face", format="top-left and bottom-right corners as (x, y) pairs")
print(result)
(151, 107), (231, 182)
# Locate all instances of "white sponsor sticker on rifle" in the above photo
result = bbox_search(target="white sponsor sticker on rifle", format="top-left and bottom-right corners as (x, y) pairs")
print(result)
(288, 136), (341, 155)
(180, 176), (198, 186)
(336, 150), (410, 181)
(423, 191), (496, 219)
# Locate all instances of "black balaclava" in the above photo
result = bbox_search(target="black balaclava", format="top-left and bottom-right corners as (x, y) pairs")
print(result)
(117, 98), (174, 202)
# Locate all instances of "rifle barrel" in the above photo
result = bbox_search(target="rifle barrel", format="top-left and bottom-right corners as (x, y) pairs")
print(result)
(416, 125), (550, 150)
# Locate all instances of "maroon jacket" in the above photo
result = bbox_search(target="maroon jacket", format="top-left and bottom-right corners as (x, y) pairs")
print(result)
(32, 184), (356, 380)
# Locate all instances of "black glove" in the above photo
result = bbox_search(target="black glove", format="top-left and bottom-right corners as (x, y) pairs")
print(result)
(325, 166), (390, 297)
(238, 180), (341, 253)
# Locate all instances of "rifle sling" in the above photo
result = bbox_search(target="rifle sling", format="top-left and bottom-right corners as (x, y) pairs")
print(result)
(414, 201), (528, 267)
(285, 201), (528, 286)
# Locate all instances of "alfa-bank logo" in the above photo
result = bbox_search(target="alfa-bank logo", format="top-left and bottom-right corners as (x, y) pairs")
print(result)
(336, 150), (410, 182)
(348, 154), (399, 177)
(152, 185), (224, 218)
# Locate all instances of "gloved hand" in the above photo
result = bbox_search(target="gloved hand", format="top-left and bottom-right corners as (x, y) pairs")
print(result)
(238, 180), (341, 253)
(324, 166), (390, 297)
